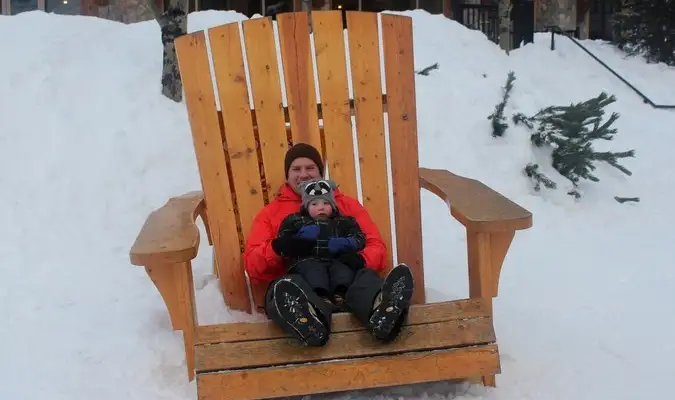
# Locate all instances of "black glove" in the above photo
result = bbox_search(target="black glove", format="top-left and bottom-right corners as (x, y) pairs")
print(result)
(338, 252), (366, 271)
(271, 236), (316, 258)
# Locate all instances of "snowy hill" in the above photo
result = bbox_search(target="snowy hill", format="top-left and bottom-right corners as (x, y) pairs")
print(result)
(2, 8), (675, 400)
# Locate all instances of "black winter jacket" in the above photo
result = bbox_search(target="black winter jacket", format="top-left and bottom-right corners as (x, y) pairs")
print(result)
(276, 212), (367, 269)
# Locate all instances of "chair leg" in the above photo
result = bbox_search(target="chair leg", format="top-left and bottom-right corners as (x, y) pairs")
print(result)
(482, 375), (496, 387)
(466, 230), (513, 387)
(145, 261), (198, 381)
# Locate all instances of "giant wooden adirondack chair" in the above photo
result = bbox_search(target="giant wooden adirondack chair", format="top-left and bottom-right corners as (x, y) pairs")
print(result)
(129, 10), (532, 400)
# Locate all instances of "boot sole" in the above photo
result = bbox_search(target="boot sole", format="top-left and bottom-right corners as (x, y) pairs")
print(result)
(273, 278), (329, 347)
(369, 263), (414, 341)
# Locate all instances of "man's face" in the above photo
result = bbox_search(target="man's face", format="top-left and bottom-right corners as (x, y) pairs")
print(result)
(287, 157), (321, 193)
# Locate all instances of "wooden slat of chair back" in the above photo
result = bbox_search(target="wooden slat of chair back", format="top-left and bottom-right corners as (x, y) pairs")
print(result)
(175, 10), (425, 315)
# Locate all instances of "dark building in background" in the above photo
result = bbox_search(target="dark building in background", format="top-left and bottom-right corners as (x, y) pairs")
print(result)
(192, 0), (443, 17)
(1, 0), (446, 18)
(0, 0), (617, 48)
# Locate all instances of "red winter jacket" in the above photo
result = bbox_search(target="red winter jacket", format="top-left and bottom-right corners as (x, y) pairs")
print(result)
(243, 183), (388, 283)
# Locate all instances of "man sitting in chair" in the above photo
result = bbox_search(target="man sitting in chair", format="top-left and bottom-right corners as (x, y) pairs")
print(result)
(243, 143), (415, 347)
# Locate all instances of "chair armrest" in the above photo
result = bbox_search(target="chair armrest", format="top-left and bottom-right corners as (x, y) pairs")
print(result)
(129, 191), (205, 266)
(419, 168), (532, 232)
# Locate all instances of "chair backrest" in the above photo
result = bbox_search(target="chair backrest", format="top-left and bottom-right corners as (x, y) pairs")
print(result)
(174, 10), (424, 314)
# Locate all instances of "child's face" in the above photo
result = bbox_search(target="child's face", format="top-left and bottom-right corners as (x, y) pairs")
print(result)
(307, 199), (332, 219)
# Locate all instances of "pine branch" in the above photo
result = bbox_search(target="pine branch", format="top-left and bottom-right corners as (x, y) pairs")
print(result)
(523, 163), (557, 192)
(487, 71), (516, 138)
(567, 189), (581, 199)
(415, 63), (439, 76)
(592, 150), (636, 176)
(512, 112), (533, 129)
(614, 196), (640, 203)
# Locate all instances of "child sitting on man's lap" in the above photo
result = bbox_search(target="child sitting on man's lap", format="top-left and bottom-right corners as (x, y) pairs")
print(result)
(275, 179), (366, 311)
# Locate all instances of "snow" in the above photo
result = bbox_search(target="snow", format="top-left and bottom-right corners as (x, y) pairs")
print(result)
(2, 8), (675, 400)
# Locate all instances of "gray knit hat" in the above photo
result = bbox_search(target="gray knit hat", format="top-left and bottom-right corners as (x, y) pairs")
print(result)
(301, 179), (338, 213)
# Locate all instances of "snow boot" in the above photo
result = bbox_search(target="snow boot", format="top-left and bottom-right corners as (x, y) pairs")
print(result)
(368, 263), (414, 342)
(271, 277), (331, 347)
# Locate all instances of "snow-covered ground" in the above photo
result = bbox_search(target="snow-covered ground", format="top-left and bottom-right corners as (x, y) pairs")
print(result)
(2, 8), (675, 400)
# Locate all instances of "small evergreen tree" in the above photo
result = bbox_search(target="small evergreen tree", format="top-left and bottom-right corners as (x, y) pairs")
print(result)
(513, 92), (636, 198)
(611, 0), (675, 66)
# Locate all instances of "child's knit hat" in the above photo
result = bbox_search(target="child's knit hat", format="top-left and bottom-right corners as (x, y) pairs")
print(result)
(300, 179), (338, 213)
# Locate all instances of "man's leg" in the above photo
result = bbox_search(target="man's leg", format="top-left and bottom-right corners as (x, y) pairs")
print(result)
(263, 273), (334, 347)
(344, 263), (415, 342)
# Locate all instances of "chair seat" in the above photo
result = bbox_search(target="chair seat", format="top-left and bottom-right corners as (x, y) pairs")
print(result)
(193, 298), (500, 400)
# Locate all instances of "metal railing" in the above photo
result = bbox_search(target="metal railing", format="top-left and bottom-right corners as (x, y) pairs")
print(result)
(456, 3), (499, 44)
(547, 26), (675, 110)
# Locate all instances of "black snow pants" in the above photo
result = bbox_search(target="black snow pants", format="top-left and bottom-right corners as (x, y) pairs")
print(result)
(265, 267), (382, 331)
(263, 264), (414, 347)
(290, 258), (355, 297)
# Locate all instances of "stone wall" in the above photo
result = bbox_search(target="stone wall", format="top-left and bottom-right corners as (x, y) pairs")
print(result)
(96, 0), (156, 23)
(535, 0), (576, 31)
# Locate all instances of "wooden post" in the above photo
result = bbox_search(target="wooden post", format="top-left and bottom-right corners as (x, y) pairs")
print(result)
(443, 0), (453, 18)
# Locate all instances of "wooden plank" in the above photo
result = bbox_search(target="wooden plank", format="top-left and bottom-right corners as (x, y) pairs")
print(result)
(196, 316), (495, 372)
(129, 191), (204, 266)
(419, 167), (533, 232)
(230, 96), (389, 131)
(174, 32), (251, 313)
(346, 11), (394, 271)
(311, 10), (358, 198)
(208, 23), (266, 243)
(241, 17), (290, 197)
(196, 298), (489, 345)
(276, 12), (324, 154)
(196, 345), (500, 400)
(381, 14), (425, 305)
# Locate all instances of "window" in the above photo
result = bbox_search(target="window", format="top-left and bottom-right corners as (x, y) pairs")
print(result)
(46, 0), (80, 14)
(418, 0), (441, 14)
(9, 0), (38, 14)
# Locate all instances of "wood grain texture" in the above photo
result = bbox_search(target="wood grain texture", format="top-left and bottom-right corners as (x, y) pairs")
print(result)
(196, 345), (500, 400)
(419, 167), (533, 232)
(241, 17), (290, 197)
(277, 12), (323, 152)
(381, 13), (425, 304)
(196, 298), (489, 345)
(129, 191), (204, 266)
(144, 261), (198, 381)
(312, 10), (359, 198)
(209, 23), (266, 243)
(174, 31), (251, 313)
(346, 11), (394, 271)
(196, 316), (495, 372)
